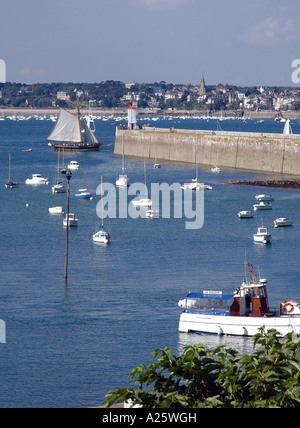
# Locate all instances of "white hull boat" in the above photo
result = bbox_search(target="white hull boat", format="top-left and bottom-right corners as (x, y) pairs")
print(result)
(178, 262), (300, 337)
(52, 183), (66, 193)
(238, 210), (253, 218)
(93, 227), (109, 244)
(25, 174), (49, 185)
(116, 174), (128, 187)
(253, 201), (272, 211)
(63, 213), (78, 227)
(253, 225), (272, 244)
(274, 217), (293, 228)
(67, 161), (80, 170)
(49, 206), (64, 215)
(211, 165), (221, 174)
(146, 209), (159, 218)
(132, 198), (152, 207)
(75, 188), (92, 199)
(255, 194), (275, 201)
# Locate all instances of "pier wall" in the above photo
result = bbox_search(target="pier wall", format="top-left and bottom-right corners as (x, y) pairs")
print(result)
(114, 127), (300, 175)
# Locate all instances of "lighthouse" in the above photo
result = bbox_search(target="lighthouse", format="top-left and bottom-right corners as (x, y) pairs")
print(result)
(127, 102), (137, 130)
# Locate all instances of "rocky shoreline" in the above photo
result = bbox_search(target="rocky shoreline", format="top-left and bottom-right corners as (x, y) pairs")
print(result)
(224, 179), (300, 189)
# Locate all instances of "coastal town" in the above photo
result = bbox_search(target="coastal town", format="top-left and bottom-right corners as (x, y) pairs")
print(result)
(0, 75), (300, 116)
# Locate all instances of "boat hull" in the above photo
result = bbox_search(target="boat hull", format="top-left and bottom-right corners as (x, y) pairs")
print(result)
(253, 234), (272, 244)
(179, 312), (300, 336)
(52, 143), (100, 151)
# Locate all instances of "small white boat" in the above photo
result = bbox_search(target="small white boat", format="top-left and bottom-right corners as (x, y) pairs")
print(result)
(253, 225), (272, 244)
(25, 174), (49, 185)
(211, 165), (221, 174)
(49, 206), (64, 215)
(253, 201), (272, 211)
(67, 160), (80, 170)
(146, 209), (159, 218)
(274, 217), (294, 228)
(52, 182), (66, 194)
(154, 163), (161, 169)
(63, 213), (78, 227)
(116, 174), (129, 187)
(178, 261), (300, 337)
(132, 198), (152, 207)
(238, 210), (253, 218)
(93, 226), (109, 244)
(255, 194), (275, 201)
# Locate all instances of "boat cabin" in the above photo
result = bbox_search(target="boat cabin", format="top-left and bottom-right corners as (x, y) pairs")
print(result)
(229, 281), (271, 317)
(179, 291), (234, 316)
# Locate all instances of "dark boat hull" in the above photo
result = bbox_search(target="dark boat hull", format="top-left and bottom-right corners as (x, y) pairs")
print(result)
(52, 142), (100, 152)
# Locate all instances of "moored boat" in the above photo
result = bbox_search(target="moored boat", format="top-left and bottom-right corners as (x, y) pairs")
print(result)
(253, 224), (272, 244)
(253, 201), (272, 211)
(25, 174), (49, 185)
(178, 262), (300, 336)
(274, 217), (294, 228)
(255, 194), (275, 201)
(49, 206), (64, 215)
(63, 213), (78, 227)
(238, 210), (253, 218)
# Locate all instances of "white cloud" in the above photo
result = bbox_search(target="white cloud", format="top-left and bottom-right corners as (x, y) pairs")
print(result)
(242, 17), (300, 45)
(132, 0), (191, 9)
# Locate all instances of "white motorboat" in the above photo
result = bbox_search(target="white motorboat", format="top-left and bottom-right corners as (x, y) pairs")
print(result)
(153, 163), (161, 169)
(255, 194), (275, 201)
(63, 213), (78, 227)
(253, 201), (272, 211)
(238, 210), (253, 218)
(25, 174), (49, 185)
(67, 160), (80, 170)
(132, 198), (152, 207)
(116, 174), (129, 187)
(211, 165), (221, 174)
(274, 217), (294, 228)
(178, 261), (300, 337)
(146, 209), (159, 218)
(253, 224), (272, 244)
(49, 206), (64, 215)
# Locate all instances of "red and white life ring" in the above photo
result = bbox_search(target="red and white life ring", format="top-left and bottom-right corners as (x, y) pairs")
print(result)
(282, 300), (296, 313)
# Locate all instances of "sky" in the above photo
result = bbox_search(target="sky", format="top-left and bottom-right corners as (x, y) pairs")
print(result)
(0, 0), (300, 86)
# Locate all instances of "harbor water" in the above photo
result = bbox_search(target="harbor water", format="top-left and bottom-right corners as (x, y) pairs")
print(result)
(0, 115), (300, 407)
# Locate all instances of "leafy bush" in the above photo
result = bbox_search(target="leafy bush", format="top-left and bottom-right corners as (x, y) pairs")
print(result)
(105, 328), (300, 408)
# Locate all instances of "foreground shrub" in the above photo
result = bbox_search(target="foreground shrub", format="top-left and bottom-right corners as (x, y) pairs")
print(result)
(105, 328), (300, 408)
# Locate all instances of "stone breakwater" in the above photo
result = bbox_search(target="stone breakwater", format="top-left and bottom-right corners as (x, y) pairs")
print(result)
(115, 127), (300, 175)
(224, 179), (300, 189)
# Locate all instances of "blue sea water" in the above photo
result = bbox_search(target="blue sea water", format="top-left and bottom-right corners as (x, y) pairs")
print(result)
(0, 114), (300, 408)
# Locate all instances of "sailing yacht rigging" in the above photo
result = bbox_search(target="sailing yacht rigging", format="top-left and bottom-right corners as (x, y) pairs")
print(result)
(5, 153), (19, 189)
(116, 133), (129, 187)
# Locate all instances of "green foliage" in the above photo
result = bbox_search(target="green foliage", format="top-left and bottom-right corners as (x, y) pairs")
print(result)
(105, 328), (300, 408)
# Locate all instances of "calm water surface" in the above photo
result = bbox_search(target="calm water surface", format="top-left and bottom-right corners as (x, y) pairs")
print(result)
(0, 115), (300, 407)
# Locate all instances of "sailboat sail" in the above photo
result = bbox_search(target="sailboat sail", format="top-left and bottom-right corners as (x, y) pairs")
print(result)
(82, 120), (98, 144)
(283, 119), (293, 135)
(47, 109), (82, 143)
(47, 108), (100, 151)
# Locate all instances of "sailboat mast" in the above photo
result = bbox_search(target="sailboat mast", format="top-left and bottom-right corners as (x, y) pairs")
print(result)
(76, 94), (83, 144)
(101, 176), (104, 227)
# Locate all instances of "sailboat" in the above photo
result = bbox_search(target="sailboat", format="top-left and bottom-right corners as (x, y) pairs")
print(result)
(181, 136), (212, 191)
(52, 150), (66, 193)
(283, 119), (293, 135)
(75, 173), (92, 199)
(93, 177), (109, 244)
(132, 160), (152, 207)
(116, 133), (129, 187)
(86, 101), (96, 133)
(47, 105), (100, 151)
(5, 153), (19, 188)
